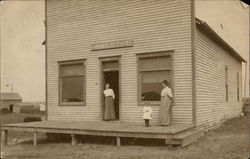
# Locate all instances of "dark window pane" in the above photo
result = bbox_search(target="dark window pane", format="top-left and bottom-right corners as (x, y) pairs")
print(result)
(103, 61), (119, 70)
(141, 71), (171, 101)
(226, 85), (228, 102)
(140, 56), (171, 70)
(61, 76), (84, 102)
(237, 72), (239, 102)
(61, 64), (84, 76)
(225, 67), (228, 102)
(225, 67), (228, 84)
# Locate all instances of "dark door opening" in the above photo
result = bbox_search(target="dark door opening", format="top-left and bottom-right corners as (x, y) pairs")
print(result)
(9, 105), (14, 112)
(103, 71), (119, 120)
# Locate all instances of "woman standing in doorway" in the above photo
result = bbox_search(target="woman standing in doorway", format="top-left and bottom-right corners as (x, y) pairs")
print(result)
(159, 80), (173, 126)
(103, 83), (116, 120)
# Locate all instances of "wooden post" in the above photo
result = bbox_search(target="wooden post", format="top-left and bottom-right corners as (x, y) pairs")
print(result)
(71, 134), (76, 146)
(116, 137), (121, 147)
(33, 132), (38, 147)
(1, 130), (8, 146)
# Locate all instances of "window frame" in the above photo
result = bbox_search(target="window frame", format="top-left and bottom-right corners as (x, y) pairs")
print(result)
(137, 51), (174, 106)
(58, 59), (86, 106)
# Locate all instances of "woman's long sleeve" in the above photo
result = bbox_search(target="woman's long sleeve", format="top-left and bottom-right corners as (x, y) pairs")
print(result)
(167, 89), (173, 98)
(111, 89), (115, 99)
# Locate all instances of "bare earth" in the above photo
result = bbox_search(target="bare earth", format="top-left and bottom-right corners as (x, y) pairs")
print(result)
(1, 113), (250, 159)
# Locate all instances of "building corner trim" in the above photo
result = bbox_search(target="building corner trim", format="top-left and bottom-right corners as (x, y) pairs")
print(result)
(45, 0), (48, 120)
(191, 0), (197, 126)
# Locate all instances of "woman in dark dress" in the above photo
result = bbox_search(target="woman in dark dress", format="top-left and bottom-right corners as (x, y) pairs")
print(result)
(103, 83), (116, 120)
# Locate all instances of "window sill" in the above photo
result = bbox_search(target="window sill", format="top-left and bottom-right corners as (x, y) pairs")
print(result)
(59, 102), (85, 106)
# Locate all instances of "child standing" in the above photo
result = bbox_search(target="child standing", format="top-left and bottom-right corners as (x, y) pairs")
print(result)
(143, 101), (153, 127)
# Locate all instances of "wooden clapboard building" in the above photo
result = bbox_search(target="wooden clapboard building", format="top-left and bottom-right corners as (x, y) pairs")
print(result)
(45, 0), (245, 129)
(0, 92), (22, 112)
(2, 0), (247, 148)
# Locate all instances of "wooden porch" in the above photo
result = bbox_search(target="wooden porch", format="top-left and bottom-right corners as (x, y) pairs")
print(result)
(1, 120), (204, 147)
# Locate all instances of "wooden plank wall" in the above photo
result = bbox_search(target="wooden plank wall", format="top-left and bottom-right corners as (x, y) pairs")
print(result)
(195, 29), (243, 129)
(47, 0), (193, 124)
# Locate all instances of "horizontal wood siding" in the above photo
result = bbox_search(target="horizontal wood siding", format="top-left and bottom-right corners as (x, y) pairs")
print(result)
(196, 29), (242, 128)
(47, 0), (193, 123)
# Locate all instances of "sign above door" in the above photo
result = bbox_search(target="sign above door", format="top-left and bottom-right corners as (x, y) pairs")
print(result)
(91, 40), (133, 51)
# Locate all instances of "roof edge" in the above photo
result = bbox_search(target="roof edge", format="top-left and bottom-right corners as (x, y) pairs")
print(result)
(195, 18), (246, 63)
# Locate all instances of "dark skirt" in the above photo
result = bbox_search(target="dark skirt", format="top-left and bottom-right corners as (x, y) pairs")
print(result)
(104, 96), (116, 120)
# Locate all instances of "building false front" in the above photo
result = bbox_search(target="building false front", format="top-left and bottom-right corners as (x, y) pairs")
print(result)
(46, 0), (244, 128)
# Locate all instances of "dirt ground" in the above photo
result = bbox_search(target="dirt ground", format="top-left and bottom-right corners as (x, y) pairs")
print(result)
(1, 113), (250, 159)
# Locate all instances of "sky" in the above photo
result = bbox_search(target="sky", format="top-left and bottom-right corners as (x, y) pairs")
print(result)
(1, 1), (45, 102)
(0, 1), (249, 102)
(196, 0), (249, 97)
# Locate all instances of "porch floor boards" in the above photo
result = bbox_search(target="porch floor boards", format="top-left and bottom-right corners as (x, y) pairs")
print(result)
(2, 120), (194, 135)
(1, 121), (203, 147)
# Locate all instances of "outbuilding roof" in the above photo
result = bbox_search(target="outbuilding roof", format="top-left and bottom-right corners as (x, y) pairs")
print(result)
(195, 18), (246, 63)
(1, 92), (22, 101)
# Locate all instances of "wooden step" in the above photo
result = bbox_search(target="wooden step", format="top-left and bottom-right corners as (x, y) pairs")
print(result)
(165, 128), (204, 147)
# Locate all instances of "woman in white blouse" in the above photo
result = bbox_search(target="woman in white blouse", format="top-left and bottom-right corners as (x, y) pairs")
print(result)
(103, 83), (116, 120)
(159, 80), (173, 126)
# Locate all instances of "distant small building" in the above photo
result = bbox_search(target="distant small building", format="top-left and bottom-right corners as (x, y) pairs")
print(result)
(0, 92), (22, 112)
(15, 102), (34, 113)
(13, 104), (20, 113)
(15, 102), (43, 113)
(39, 102), (46, 112)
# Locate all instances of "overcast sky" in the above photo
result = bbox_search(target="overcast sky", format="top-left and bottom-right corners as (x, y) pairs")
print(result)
(0, 1), (249, 102)
(1, 1), (45, 102)
(196, 0), (249, 97)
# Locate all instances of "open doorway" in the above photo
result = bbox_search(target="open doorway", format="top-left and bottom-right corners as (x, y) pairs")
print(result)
(101, 59), (120, 120)
(9, 104), (14, 113)
(103, 71), (119, 120)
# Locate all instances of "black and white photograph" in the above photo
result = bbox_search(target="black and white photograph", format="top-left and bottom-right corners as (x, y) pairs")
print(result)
(0, 0), (249, 158)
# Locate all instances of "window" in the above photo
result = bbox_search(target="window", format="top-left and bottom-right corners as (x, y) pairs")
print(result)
(225, 66), (228, 102)
(138, 53), (172, 105)
(59, 61), (85, 105)
(237, 72), (240, 102)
